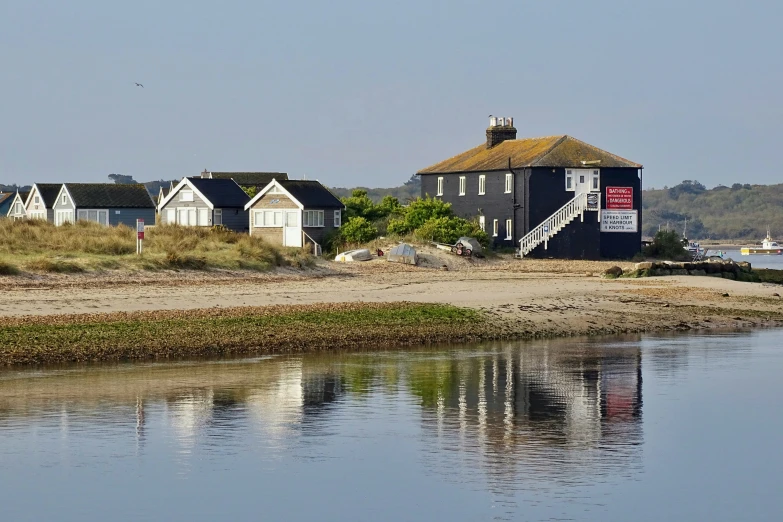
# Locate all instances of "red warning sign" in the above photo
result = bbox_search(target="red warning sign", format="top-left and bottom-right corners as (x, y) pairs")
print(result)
(606, 187), (633, 209)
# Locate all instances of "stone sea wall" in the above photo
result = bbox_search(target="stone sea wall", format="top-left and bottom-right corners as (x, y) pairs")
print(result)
(606, 260), (760, 282)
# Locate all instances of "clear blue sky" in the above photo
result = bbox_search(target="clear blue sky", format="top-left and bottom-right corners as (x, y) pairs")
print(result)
(1, 0), (780, 189)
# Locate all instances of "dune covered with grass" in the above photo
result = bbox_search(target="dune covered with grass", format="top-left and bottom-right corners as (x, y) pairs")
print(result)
(0, 220), (313, 273)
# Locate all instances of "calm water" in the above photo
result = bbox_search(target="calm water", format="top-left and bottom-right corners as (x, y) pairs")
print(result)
(1, 331), (782, 522)
(718, 250), (783, 269)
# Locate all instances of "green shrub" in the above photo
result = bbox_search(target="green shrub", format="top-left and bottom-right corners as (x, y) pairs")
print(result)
(643, 230), (691, 261)
(387, 196), (453, 236)
(340, 217), (378, 244)
(414, 216), (489, 247)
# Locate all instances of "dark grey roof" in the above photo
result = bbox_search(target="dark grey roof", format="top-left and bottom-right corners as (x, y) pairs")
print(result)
(34, 184), (63, 207)
(0, 192), (13, 206)
(18, 191), (30, 202)
(279, 180), (344, 208)
(209, 172), (288, 186)
(65, 183), (155, 208)
(187, 177), (250, 208)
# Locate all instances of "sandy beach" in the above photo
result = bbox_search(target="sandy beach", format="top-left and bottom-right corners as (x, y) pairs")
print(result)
(2, 246), (783, 341)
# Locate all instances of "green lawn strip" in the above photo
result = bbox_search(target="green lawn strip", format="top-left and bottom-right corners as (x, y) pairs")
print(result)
(0, 303), (491, 365)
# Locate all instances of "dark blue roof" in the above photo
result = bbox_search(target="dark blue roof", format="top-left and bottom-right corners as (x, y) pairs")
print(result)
(186, 177), (250, 208)
(279, 180), (343, 208)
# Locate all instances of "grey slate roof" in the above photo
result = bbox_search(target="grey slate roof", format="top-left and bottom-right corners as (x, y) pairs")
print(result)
(33, 184), (63, 207)
(209, 172), (288, 186)
(18, 191), (30, 203)
(187, 177), (250, 208)
(65, 183), (155, 208)
(279, 180), (344, 208)
(0, 192), (13, 206)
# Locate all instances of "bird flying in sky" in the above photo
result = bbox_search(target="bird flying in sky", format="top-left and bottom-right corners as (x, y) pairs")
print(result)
(134, 82), (144, 88)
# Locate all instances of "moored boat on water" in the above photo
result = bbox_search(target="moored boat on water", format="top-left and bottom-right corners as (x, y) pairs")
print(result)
(741, 229), (782, 255)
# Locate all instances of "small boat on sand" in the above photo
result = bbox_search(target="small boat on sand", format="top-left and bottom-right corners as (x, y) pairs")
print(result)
(741, 229), (782, 255)
(334, 249), (372, 262)
(387, 243), (418, 266)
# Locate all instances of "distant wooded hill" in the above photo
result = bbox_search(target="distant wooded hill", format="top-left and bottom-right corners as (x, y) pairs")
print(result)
(4, 175), (781, 240)
(643, 181), (783, 240)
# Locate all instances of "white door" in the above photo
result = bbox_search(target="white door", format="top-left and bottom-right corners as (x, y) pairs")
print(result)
(198, 208), (209, 227)
(284, 210), (301, 247)
(574, 170), (590, 196)
(166, 209), (175, 225)
(188, 209), (197, 226)
(55, 210), (73, 226)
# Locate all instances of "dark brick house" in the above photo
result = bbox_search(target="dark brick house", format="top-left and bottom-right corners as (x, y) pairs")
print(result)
(417, 117), (643, 260)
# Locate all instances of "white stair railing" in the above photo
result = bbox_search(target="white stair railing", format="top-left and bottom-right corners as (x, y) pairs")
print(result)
(518, 192), (589, 257)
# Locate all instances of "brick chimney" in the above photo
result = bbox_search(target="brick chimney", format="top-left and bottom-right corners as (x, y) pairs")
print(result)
(486, 116), (517, 148)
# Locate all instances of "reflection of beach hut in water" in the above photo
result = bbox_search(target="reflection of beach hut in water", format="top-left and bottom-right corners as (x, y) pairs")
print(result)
(387, 243), (418, 265)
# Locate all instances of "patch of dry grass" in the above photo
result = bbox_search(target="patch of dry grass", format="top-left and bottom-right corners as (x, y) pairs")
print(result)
(0, 220), (313, 274)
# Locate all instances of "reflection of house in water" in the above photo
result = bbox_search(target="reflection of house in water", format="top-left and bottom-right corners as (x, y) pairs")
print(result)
(415, 341), (643, 484)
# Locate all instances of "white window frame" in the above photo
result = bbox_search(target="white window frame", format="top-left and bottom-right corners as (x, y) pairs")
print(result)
(565, 170), (574, 192)
(591, 170), (600, 192)
(61, 193), (67, 205)
(214, 209), (223, 226)
(478, 175), (486, 195)
(493, 219), (499, 237)
(254, 210), (284, 228)
(77, 209), (109, 225)
(459, 176), (466, 196)
(165, 208), (175, 225)
(334, 210), (342, 227)
(436, 177), (443, 196)
(180, 190), (194, 202)
(505, 173), (513, 194)
(505, 219), (512, 240)
(303, 210), (324, 228)
(479, 215), (485, 232)
(34, 196), (40, 204)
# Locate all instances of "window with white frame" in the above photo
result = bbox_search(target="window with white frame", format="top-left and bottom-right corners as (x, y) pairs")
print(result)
(479, 215), (485, 232)
(591, 170), (600, 191)
(459, 176), (466, 196)
(436, 177), (443, 196)
(565, 170), (574, 191)
(493, 219), (499, 237)
(180, 190), (194, 202)
(15, 202), (22, 214)
(77, 209), (109, 225)
(214, 209), (223, 226)
(61, 193), (67, 205)
(334, 210), (342, 227)
(303, 210), (324, 227)
(34, 196), (40, 204)
(505, 219), (512, 240)
(505, 173), (513, 193)
(478, 175), (486, 195)
(254, 210), (283, 227)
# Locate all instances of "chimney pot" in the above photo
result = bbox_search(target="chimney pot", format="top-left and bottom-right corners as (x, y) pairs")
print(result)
(486, 116), (517, 148)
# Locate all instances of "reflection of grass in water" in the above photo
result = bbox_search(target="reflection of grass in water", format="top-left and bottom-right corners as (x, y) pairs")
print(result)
(0, 303), (490, 366)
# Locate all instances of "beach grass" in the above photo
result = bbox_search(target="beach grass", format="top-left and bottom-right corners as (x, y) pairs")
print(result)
(0, 219), (313, 273)
(0, 302), (491, 366)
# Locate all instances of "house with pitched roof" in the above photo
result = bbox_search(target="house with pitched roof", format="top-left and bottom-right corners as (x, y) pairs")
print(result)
(5, 191), (29, 220)
(417, 117), (643, 260)
(157, 177), (250, 232)
(51, 183), (156, 226)
(199, 170), (289, 193)
(24, 183), (62, 222)
(245, 179), (344, 249)
(0, 192), (14, 217)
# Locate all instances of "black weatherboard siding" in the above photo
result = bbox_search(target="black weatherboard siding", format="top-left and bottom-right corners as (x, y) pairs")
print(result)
(416, 121), (643, 260)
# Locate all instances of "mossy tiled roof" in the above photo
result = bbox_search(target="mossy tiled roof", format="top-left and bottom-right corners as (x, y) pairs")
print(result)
(417, 135), (642, 174)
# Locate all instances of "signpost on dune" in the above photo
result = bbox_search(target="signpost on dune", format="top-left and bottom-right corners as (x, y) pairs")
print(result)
(136, 219), (145, 255)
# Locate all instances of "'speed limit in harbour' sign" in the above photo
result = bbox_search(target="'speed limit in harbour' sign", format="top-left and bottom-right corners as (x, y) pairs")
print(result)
(600, 210), (638, 232)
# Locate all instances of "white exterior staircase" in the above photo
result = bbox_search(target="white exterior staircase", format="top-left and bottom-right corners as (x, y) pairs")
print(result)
(518, 192), (590, 257)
